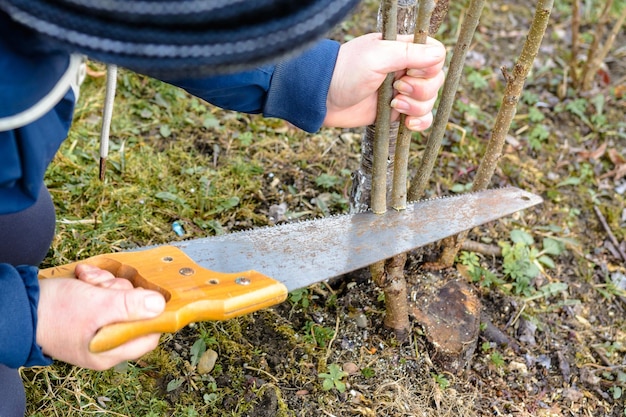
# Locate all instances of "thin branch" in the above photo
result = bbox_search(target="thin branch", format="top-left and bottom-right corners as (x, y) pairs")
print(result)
(371, 0), (399, 214)
(429, 0), (450, 35)
(569, 0), (580, 86)
(581, 4), (626, 91)
(391, 0), (435, 210)
(438, 0), (554, 266)
(407, 0), (486, 201)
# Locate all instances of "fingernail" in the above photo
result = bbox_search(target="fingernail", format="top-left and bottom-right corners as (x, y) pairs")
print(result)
(406, 68), (427, 77)
(390, 98), (409, 111)
(393, 80), (413, 95)
(144, 293), (165, 313)
(408, 118), (425, 130)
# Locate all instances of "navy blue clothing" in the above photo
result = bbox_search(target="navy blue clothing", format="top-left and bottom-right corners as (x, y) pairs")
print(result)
(0, 10), (339, 368)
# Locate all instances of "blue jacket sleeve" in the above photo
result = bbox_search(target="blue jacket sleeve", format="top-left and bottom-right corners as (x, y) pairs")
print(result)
(0, 264), (52, 368)
(166, 39), (340, 133)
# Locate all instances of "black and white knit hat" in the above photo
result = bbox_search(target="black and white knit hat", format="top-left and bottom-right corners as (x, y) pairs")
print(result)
(0, 0), (359, 77)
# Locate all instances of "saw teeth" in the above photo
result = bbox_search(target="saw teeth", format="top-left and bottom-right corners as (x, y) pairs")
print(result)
(168, 186), (520, 245)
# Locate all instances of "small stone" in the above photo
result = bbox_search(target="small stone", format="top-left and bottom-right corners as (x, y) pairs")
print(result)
(354, 313), (369, 328)
(508, 361), (528, 374)
(197, 349), (218, 375)
(342, 362), (359, 375)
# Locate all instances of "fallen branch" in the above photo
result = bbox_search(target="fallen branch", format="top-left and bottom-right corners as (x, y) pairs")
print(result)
(593, 205), (626, 263)
(460, 240), (502, 257)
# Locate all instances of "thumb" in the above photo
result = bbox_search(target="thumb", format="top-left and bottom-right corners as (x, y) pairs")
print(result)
(110, 288), (166, 323)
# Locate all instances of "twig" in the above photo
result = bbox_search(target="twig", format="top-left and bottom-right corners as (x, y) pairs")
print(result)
(460, 240), (502, 257)
(580, 0), (621, 90)
(429, 0), (449, 35)
(324, 315), (342, 363)
(569, 0), (580, 86)
(593, 205), (626, 263)
(243, 365), (280, 383)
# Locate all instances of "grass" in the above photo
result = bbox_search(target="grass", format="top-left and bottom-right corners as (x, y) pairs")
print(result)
(41, 68), (356, 267)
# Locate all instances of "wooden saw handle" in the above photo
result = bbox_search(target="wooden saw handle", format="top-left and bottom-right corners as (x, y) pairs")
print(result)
(38, 246), (288, 353)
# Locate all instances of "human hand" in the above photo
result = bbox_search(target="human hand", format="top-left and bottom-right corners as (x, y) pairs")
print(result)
(36, 264), (166, 370)
(323, 33), (446, 131)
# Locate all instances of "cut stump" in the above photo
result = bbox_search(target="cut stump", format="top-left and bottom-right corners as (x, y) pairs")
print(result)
(409, 278), (481, 373)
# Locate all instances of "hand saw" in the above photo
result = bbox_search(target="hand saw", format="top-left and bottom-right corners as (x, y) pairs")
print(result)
(39, 187), (541, 352)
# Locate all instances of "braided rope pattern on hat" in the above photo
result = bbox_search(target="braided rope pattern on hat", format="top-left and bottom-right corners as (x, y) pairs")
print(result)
(0, 0), (358, 77)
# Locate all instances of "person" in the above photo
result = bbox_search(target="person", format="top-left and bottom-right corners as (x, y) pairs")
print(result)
(0, 1), (445, 415)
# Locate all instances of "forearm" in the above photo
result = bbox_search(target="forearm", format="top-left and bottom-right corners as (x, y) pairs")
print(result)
(165, 39), (340, 133)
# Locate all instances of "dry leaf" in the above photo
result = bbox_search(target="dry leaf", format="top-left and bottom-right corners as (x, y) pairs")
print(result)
(608, 148), (626, 165)
(576, 142), (607, 161)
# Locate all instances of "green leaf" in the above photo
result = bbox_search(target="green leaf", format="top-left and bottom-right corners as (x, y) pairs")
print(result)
(556, 176), (581, 187)
(237, 131), (254, 146)
(451, 183), (470, 193)
(322, 378), (334, 391)
(318, 364), (348, 392)
(155, 191), (187, 207)
(159, 124), (172, 138)
(510, 229), (534, 245)
(212, 196), (240, 213)
(538, 255), (556, 269)
(167, 378), (184, 392)
(542, 238), (565, 256)
(334, 380), (347, 393)
(526, 282), (568, 301)
(529, 124), (549, 141)
(613, 386), (622, 400)
(528, 107), (545, 123)
(203, 114), (220, 129)
(315, 173), (340, 189)
(467, 71), (488, 89)
(190, 338), (207, 367)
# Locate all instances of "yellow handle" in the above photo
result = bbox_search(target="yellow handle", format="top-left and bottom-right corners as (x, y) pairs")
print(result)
(39, 246), (288, 353)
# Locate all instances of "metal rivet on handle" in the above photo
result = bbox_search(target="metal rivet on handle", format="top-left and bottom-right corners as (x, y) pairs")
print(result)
(162, 256), (174, 263)
(179, 267), (195, 276)
(235, 277), (251, 286)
